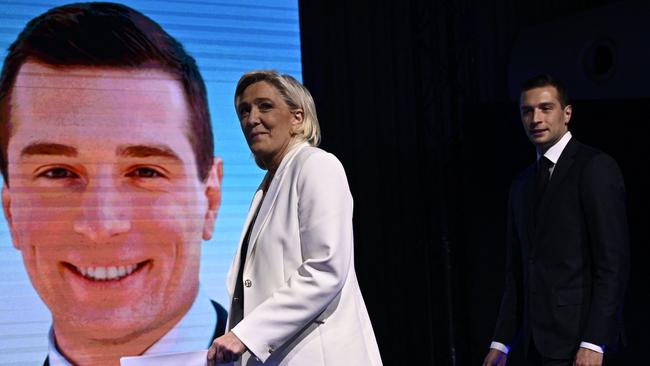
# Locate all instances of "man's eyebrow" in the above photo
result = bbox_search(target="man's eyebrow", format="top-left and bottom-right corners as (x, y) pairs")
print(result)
(20, 142), (77, 157)
(116, 144), (183, 162)
(520, 102), (554, 111)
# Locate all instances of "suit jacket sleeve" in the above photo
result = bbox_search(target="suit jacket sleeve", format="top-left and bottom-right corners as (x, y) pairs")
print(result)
(580, 153), (630, 347)
(232, 152), (354, 362)
(493, 181), (524, 346)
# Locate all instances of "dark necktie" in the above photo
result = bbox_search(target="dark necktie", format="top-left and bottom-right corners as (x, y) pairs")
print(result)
(534, 156), (553, 223)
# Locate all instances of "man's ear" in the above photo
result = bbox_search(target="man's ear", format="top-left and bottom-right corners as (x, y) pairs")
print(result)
(2, 184), (19, 250)
(563, 104), (573, 125)
(202, 157), (223, 241)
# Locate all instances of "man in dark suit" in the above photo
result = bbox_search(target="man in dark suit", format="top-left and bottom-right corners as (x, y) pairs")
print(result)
(0, 3), (227, 365)
(483, 75), (629, 366)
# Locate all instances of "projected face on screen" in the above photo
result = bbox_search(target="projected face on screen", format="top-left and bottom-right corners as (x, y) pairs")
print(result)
(0, 0), (301, 363)
(2, 61), (222, 345)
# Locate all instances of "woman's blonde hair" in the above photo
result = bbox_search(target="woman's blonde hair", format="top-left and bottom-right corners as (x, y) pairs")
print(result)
(235, 70), (321, 146)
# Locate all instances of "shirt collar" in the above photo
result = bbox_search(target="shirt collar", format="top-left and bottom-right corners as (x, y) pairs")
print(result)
(47, 289), (217, 365)
(537, 131), (572, 164)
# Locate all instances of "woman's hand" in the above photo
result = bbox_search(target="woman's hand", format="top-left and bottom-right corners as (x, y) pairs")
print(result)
(207, 331), (246, 365)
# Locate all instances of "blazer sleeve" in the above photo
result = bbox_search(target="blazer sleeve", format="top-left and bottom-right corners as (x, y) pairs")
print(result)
(231, 151), (354, 362)
(580, 153), (630, 347)
(493, 181), (524, 346)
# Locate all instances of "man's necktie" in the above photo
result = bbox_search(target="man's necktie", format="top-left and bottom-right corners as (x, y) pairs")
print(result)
(534, 156), (553, 223)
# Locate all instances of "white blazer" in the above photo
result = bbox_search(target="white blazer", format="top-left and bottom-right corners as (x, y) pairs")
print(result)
(226, 143), (382, 365)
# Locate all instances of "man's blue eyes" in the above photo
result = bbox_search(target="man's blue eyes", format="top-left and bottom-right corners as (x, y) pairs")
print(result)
(521, 106), (553, 114)
(128, 167), (163, 178)
(41, 168), (77, 179)
(39, 167), (163, 179)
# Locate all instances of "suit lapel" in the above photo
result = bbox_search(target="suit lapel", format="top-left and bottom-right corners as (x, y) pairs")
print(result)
(533, 138), (580, 244)
(522, 165), (536, 247)
(209, 300), (228, 343)
(243, 142), (308, 271)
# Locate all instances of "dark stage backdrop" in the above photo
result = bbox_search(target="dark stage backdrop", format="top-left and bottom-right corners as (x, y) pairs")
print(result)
(299, 1), (649, 365)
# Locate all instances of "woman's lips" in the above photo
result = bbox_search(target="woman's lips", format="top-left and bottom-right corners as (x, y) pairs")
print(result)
(248, 131), (267, 140)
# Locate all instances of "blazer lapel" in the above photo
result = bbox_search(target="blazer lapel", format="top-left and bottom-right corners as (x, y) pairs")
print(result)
(243, 142), (308, 271)
(226, 189), (264, 296)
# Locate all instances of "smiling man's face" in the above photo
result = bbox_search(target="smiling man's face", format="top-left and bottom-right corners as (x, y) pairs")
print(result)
(2, 62), (221, 343)
(519, 85), (572, 153)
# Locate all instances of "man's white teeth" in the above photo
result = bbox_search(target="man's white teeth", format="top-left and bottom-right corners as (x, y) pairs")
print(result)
(78, 264), (138, 281)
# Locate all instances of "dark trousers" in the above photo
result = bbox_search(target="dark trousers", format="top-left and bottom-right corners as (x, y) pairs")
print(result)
(526, 340), (573, 366)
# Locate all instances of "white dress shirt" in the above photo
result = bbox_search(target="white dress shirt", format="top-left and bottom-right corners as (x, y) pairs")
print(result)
(537, 130), (572, 176)
(48, 289), (218, 365)
(491, 131), (604, 355)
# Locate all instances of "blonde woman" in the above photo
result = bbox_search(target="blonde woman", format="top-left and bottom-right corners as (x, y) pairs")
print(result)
(208, 71), (382, 365)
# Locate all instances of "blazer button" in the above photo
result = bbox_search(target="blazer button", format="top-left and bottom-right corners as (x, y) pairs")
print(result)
(244, 279), (252, 287)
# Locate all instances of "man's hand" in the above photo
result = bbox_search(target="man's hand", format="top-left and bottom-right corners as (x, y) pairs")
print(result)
(483, 348), (507, 366)
(207, 331), (246, 365)
(574, 347), (603, 366)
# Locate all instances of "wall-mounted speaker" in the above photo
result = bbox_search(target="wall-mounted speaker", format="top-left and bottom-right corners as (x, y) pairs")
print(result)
(508, 1), (650, 100)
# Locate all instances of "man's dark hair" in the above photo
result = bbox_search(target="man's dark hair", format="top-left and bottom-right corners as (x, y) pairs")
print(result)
(521, 74), (570, 108)
(0, 2), (214, 185)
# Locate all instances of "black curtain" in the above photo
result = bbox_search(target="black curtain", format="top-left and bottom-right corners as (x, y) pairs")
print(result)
(300, 2), (478, 364)
(299, 1), (649, 365)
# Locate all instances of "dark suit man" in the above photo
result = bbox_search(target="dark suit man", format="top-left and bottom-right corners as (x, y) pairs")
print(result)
(483, 75), (629, 366)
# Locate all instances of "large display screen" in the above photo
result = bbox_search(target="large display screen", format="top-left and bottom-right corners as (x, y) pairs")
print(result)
(0, 1), (302, 364)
